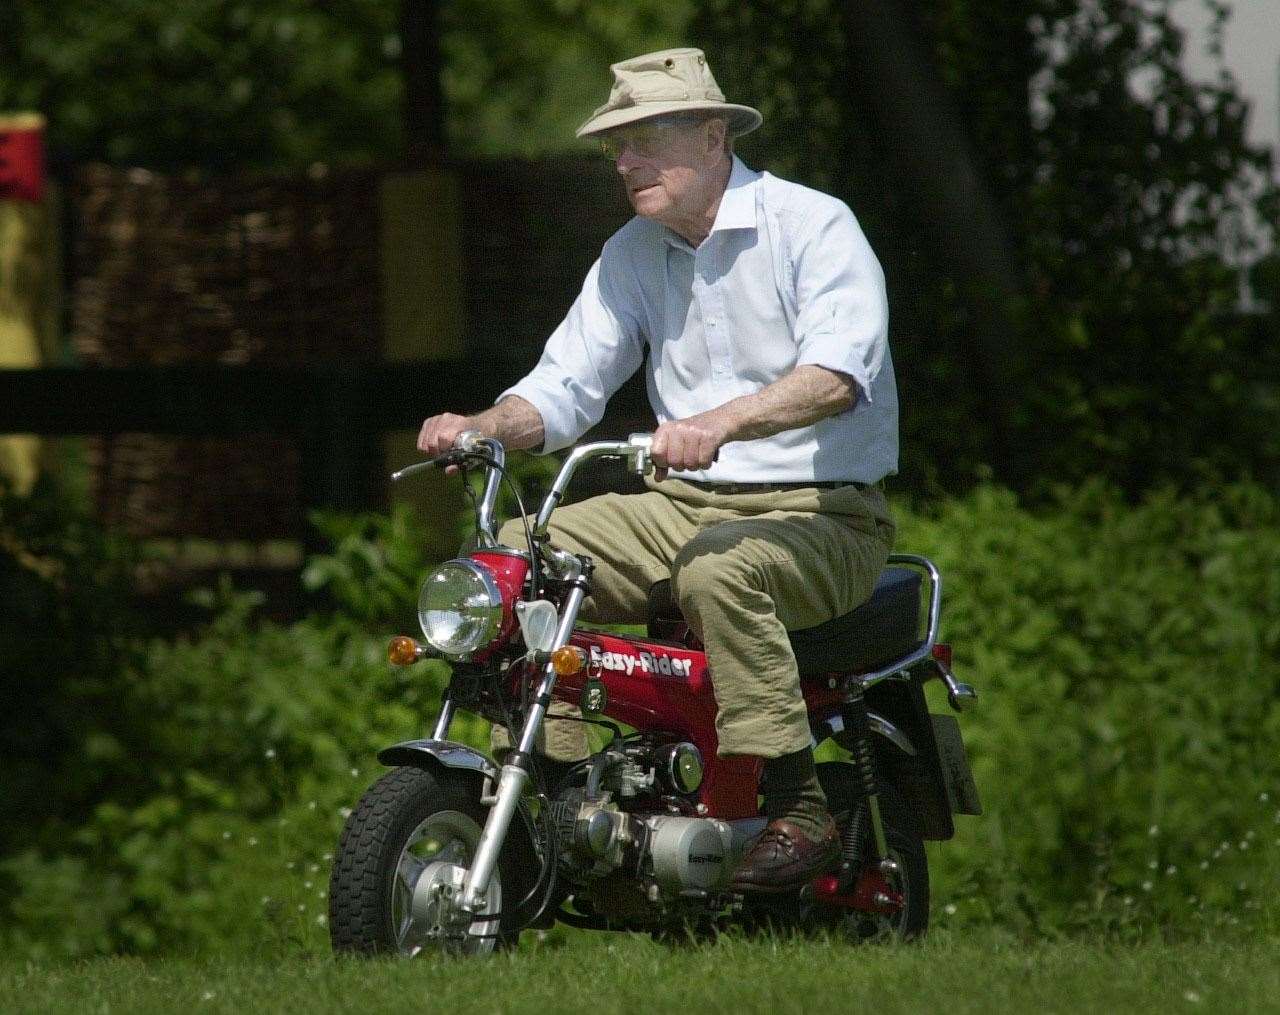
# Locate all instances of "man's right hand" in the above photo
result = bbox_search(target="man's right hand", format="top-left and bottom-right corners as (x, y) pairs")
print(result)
(417, 412), (476, 457)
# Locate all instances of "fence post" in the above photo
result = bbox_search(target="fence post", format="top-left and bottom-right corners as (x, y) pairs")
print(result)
(0, 112), (56, 493)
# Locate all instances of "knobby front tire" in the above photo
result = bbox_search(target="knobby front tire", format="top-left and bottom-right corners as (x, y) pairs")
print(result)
(328, 765), (527, 957)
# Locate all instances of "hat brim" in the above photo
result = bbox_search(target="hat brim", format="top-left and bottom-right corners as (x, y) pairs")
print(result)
(576, 102), (762, 140)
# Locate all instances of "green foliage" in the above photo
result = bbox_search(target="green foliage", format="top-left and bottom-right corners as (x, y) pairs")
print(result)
(0, 475), (145, 854)
(696, 0), (1280, 495)
(3, 476), (1279, 956)
(903, 480), (1280, 935)
(0, 573), (483, 959)
(1, 1), (403, 169)
(441, 0), (693, 156)
(0, 0), (692, 169)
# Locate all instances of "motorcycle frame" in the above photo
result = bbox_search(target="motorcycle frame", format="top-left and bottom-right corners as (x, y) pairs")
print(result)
(395, 435), (961, 915)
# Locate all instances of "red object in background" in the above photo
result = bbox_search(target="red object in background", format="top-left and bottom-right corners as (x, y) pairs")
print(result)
(0, 113), (46, 203)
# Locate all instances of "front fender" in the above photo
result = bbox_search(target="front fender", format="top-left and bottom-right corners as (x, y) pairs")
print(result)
(377, 738), (498, 783)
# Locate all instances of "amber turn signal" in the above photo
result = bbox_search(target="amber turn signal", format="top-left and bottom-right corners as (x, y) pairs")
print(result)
(388, 635), (422, 666)
(551, 645), (586, 676)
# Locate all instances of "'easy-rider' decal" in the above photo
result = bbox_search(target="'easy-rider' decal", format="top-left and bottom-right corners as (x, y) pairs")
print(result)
(589, 645), (693, 678)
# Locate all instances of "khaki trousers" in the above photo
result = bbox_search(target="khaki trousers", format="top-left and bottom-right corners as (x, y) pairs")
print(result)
(492, 476), (894, 760)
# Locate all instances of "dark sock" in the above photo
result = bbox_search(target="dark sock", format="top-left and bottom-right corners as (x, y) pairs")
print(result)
(761, 748), (830, 840)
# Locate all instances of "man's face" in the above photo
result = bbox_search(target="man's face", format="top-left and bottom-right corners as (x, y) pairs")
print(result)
(599, 115), (727, 224)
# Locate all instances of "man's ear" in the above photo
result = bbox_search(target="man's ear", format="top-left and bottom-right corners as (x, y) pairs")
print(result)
(705, 117), (728, 158)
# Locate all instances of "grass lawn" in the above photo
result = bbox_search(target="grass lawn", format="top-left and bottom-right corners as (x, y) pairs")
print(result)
(3, 928), (1274, 1014)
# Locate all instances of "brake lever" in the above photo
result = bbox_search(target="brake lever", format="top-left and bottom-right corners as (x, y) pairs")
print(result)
(390, 450), (469, 482)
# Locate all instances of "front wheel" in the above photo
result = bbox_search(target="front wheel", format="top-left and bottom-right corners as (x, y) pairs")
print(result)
(328, 766), (522, 956)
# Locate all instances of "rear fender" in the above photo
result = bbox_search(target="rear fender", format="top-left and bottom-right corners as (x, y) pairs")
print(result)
(864, 676), (958, 841)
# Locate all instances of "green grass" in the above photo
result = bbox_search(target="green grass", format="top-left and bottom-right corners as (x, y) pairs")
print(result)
(4, 929), (1276, 1014)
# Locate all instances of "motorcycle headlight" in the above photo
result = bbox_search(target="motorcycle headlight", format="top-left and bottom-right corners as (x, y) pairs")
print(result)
(417, 559), (503, 658)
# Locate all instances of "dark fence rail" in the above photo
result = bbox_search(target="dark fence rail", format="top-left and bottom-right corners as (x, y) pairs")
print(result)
(0, 362), (651, 526)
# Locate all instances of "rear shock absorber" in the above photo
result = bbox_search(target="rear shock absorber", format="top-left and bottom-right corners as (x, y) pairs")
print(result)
(841, 687), (889, 863)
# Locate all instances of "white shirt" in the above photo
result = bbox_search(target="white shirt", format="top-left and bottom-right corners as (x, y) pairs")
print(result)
(498, 156), (898, 484)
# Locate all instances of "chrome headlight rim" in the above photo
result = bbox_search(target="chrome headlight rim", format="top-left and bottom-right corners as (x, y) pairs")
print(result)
(417, 558), (504, 659)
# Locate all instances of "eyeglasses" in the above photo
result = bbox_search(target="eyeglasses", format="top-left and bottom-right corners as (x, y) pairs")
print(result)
(597, 116), (703, 161)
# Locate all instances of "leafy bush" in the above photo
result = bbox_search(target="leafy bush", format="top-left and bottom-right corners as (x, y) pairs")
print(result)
(2, 476), (1278, 957)
(0, 476), (147, 855)
(907, 481), (1280, 937)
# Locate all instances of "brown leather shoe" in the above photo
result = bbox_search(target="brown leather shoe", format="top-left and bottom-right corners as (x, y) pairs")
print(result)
(730, 815), (840, 894)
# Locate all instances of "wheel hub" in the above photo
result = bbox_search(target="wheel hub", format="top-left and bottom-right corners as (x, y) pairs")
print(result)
(391, 809), (502, 956)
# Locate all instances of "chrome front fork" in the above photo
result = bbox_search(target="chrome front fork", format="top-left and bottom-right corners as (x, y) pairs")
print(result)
(458, 580), (588, 914)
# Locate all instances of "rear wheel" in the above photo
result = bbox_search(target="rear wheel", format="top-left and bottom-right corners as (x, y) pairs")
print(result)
(814, 761), (929, 941)
(329, 766), (528, 956)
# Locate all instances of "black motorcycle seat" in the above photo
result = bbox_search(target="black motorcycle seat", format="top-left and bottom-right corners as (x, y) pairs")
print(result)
(645, 566), (922, 677)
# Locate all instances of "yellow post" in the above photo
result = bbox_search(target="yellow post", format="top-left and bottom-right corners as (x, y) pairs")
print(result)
(0, 112), (58, 494)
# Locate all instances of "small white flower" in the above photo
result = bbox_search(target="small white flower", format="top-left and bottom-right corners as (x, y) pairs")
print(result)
(323, 853), (333, 862)
(248, 836), (258, 846)
(304, 881), (313, 890)
(265, 748), (277, 759)
(287, 861), (296, 870)
(944, 903), (957, 915)
(261, 896), (271, 905)
(1237, 881), (1248, 892)
(1165, 865), (1177, 876)
(222, 831), (231, 840)
(202, 992), (215, 1002)
(1148, 859), (1159, 870)
(316, 913), (327, 925)
(1220, 840), (1231, 851)
(308, 801), (317, 811)
(1188, 895), (1197, 905)
(317, 890), (327, 899)
(339, 807), (353, 819)
(1124, 896), (1134, 906)
(1200, 860), (1209, 870)
(1259, 792), (1269, 802)
(350, 768), (359, 777)
(1142, 881), (1153, 892)
(1148, 825), (1159, 837)
(298, 903), (307, 912)
(309, 864), (319, 874)
(1246, 829), (1256, 840)
(1239, 840), (1250, 851)
(1184, 990), (1201, 1003)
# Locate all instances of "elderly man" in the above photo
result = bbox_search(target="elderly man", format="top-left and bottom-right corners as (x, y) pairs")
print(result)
(417, 48), (897, 891)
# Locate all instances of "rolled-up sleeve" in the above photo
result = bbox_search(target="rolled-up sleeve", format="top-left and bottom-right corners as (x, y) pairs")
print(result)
(791, 200), (888, 405)
(496, 255), (644, 453)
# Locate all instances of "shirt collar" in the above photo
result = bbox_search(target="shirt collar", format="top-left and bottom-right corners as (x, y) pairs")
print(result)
(663, 156), (761, 249)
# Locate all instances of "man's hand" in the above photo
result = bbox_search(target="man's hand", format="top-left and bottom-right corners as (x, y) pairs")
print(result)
(417, 412), (476, 458)
(650, 411), (735, 482)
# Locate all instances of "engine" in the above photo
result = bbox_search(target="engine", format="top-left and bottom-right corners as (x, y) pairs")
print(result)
(548, 740), (737, 900)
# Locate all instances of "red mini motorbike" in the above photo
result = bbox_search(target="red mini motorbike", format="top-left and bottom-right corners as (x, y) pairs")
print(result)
(329, 432), (981, 956)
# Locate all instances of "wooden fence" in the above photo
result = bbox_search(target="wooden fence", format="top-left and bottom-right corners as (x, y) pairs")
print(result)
(0, 156), (649, 545)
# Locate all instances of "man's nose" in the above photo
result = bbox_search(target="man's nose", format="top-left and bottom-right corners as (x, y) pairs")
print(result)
(615, 145), (643, 174)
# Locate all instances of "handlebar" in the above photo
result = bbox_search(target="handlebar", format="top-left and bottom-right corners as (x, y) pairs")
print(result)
(392, 432), (654, 548)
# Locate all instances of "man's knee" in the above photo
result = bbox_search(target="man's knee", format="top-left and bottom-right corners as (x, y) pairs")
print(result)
(497, 516), (530, 549)
(671, 538), (755, 614)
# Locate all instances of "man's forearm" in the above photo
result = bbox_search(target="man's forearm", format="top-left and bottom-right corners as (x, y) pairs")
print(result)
(716, 365), (858, 443)
(469, 395), (546, 451)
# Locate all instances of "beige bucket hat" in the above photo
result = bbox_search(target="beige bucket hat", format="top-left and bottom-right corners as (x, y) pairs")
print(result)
(576, 47), (763, 139)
